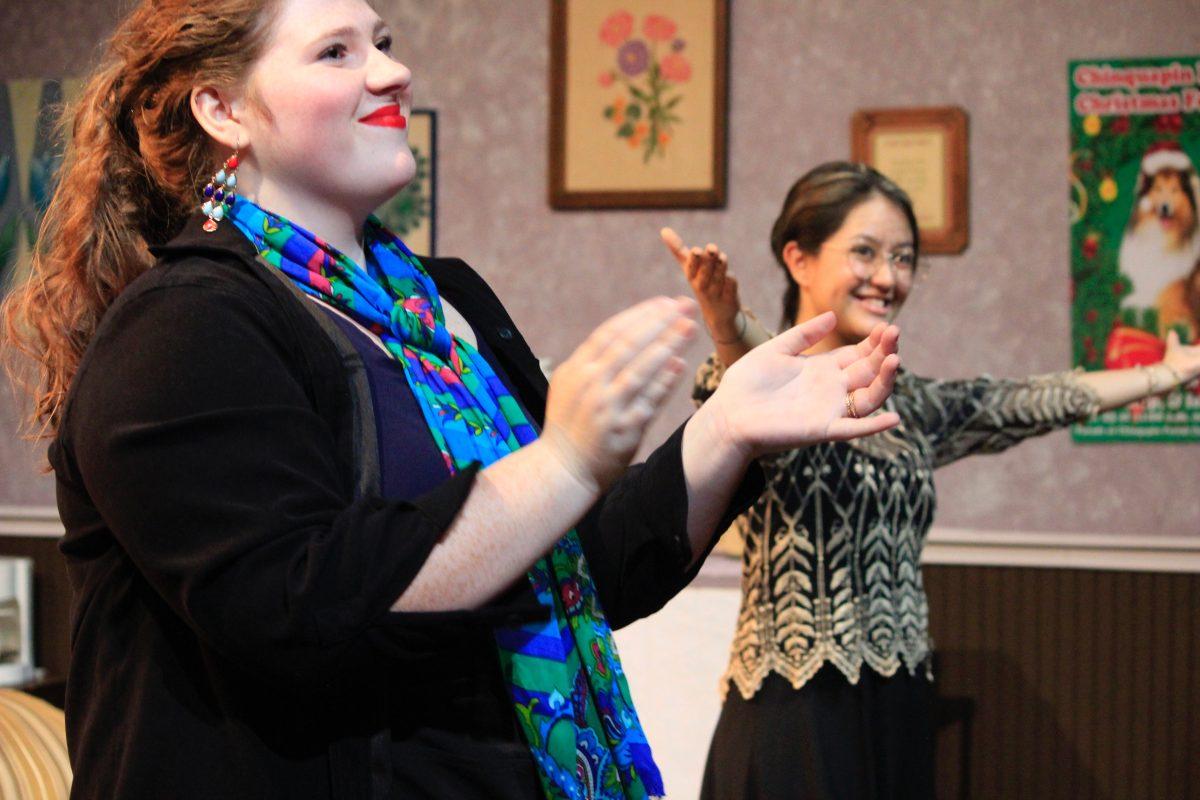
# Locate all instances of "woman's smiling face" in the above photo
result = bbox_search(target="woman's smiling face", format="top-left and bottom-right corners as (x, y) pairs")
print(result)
(791, 194), (917, 346)
(238, 0), (416, 219)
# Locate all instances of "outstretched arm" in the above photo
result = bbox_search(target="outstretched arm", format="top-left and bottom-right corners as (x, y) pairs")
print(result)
(897, 337), (1199, 470)
(1074, 330), (1200, 411)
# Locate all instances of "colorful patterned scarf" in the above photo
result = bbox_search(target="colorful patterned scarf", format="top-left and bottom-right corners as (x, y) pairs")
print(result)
(227, 200), (664, 800)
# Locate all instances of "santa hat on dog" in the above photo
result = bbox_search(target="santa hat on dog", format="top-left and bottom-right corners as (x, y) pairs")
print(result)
(1141, 141), (1194, 175)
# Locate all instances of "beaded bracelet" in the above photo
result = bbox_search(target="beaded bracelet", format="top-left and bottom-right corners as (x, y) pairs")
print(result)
(1160, 362), (1186, 387)
(1137, 363), (1183, 396)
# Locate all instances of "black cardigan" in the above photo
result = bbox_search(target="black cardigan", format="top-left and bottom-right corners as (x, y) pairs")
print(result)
(50, 215), (761, 799)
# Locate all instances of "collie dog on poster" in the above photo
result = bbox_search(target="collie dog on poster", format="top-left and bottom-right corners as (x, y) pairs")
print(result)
(1118, 142), (1200, 334)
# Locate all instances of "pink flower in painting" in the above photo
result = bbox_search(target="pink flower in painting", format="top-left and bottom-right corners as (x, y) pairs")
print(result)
(598, 70), (615, 88)
(660, 52), (692, 83)
(600, 10), (634, 46)
(642, 14), (677, 42)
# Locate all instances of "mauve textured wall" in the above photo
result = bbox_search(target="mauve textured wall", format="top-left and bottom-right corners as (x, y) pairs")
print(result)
(1, 0), (1198, 535)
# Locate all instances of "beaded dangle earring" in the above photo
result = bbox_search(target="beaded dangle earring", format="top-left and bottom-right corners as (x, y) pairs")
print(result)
(201, 145), (239, 233)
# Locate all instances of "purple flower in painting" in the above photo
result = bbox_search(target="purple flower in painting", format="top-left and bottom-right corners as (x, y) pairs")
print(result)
(672, 38), (686, 52)
(617, 39), (649, 77)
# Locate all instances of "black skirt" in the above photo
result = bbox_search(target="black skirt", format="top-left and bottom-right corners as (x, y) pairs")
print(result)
(700, 665), (935, 800)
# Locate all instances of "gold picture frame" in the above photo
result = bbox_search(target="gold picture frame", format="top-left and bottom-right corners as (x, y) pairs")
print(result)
(549, 0), (728, 209)
(851, 106), (969, 254)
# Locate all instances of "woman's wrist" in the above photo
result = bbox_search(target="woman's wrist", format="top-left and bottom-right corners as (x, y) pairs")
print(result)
(1137, 362), (1185, 395)
(1161, 358), (1196, 385)
(687, 396), (754, 472)
(1161, 361), (1188, 386)
(708, 307), (761, 346)
(531, 430), (605, 500)
(710, 310), (746, 345)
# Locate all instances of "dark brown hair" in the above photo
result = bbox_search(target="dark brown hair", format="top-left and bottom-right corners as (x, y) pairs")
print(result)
(2, 0), (279, 438)
(770, 161), (919, 329)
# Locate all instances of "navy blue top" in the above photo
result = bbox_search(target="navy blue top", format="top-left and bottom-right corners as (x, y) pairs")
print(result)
(315, 302), (545, 795)
(316, 303), (533, 500)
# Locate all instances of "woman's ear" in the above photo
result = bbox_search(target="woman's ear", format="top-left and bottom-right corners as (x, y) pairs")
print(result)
(782, 240), (812, 289)
(190, 85), (246, 151)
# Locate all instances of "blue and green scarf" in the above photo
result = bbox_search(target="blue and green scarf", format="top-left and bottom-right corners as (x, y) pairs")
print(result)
(228, 200), (664, 800)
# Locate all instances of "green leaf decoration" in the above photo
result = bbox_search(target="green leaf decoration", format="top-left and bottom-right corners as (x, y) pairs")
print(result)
(26, 152), (63, 246)
(0, 154), (10, 205)
(374, 146), (430, 238)
(0, 216), (19, 285)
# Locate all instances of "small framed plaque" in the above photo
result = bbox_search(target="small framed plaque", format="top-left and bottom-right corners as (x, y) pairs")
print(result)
(851, 106), (969, 254)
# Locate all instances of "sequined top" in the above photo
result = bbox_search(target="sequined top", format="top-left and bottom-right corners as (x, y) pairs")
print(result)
(694, 359), (1101, 700)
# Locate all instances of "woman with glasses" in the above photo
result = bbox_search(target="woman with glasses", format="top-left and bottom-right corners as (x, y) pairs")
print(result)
(663, 161), (1200, 800)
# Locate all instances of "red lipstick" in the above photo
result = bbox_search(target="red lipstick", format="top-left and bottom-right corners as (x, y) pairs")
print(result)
(358, 104), (407, 128)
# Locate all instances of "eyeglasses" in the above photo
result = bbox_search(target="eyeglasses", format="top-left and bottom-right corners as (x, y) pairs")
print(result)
(829, 242), (918, 285)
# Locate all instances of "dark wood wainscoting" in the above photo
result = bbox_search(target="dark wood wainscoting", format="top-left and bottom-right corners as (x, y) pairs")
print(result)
(3, 535), (1198, 799)
(924, 565), (1199, 800)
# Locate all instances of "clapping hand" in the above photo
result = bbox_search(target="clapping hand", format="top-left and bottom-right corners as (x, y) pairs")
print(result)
(703, 312), (901, 459)
(541, 296), (698, 493)
(660, 227), (742, 342)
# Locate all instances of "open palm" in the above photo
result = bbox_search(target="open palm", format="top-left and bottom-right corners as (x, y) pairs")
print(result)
(1163, 330), (1200, 386)
(709, 312), (901, 458)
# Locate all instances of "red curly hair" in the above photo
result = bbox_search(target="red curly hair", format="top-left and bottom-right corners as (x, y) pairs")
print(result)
(2, 0), (280, 441)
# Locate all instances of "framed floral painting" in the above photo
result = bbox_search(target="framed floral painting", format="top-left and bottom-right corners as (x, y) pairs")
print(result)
(374, 108), (436, 256)
(549, 0), (729, 209)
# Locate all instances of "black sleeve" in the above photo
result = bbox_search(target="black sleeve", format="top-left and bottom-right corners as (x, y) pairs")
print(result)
(61, 281), (501, 688)
(576, 421), (764, 631)
(899, 372), (1101, 468)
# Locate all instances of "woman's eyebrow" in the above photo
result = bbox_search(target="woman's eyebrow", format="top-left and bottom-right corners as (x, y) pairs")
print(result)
(852, 233), (915, 249)
(851, 234), (882, 246)
(312, 19), (388, 43)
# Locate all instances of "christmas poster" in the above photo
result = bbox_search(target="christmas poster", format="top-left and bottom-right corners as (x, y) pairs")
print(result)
(1070, 56), (1200, 442)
